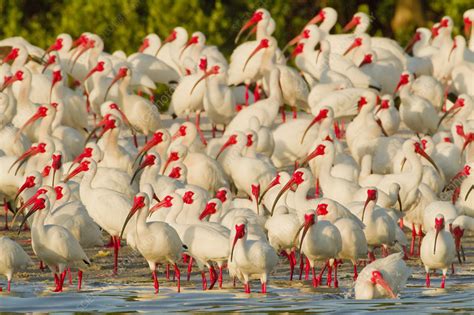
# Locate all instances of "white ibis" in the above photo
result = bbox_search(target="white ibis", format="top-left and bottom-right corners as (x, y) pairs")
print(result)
(229, 217), (278, 293)
(18, 194), (90, 292)
(120, 192), (183, 293)
(420, 214), (456, 288)
(354, 253), (411, 299)
(0, 236), (33, 292)
(296, 211), (342, 287)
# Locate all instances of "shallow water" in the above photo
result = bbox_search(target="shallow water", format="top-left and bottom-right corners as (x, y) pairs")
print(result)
(1, 239), (474, 314)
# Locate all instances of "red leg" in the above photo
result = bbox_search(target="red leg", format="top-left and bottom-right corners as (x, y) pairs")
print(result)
(113, 236), (120, 275)
(218, 265), (223, 289)
(315, 178), (320, 198)
(152, 270), (159, 294)
(368, 251), (376, 262)
(78, 270), (83, 291)
(292, 106), (297, 119)
(312, 266), (317, 287)
(53, 273), (60, 292)
(417, 225), (424, 257)
(410, 223), (416, 256)
(253, 83), (260, 102)
(2, 199), (9, 231)
(209, 265), (217, 290)
(353, 264), (358, 281)
(166, 264), (170, 280)
(440, 274), (446, 289)
(327, 265), (333, 287)
(334, 261), (339, 288)
(187, 256), (193, 281)
(7, 280), (11, 292)
(201, 271), (208, 290)
(305, 257), (310, 280)
(261, 282), (267, 293)
(299, 253), (304, 280)
(174, 263), (181, 293)
(195, 112), (208, 146)
(280, 106), (286, 123)
(105, 236), (114, 248)
(245, 83), (249, 106)
(244, 282), (251, 294)
(317, 262), (328, 286)
(68, 267), (73, 285)
(426, 272), (430, 288)
(289, 253), (295, 281)
(39, 260), (46, 271)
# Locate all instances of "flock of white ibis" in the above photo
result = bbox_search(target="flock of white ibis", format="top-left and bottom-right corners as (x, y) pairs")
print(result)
(0, 6), (473, 300)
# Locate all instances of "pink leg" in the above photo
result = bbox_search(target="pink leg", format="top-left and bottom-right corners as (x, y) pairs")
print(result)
(201, 271), (208, 290)
(353, 264), (358, 280)
(209, 265), (217, 290)
(78, 270), (83, 291)
(312, 266), (317, 287)
(327, 265), (333, 287)
(113, 236), (120, 275)
(253, 82), (260, 102)
(261, 282), (267, 293)
(218, 265), (223, 289)
(315, 178), (320, 198)
(305, 257), (310, 280)
(368, 251), (376, 262)
(245, 83), (250, 106)
(187, 256), (193, 281)
(244, 282), (251, 293)
(426, 272), (430, 288)
(299, 254), (305, 280)
(195, 112), (208, 146)
(280, 106), (286, 123)
(417, 225), (424, 257)
(440, 274), (446, 289)
(2, 199), (9, 231)
(152, 269), (159, 293)
(317, 262), (328, 286)
(7, 280), (11, 292)
(410, 223), (416, 256)
(174, 264), (181, 293)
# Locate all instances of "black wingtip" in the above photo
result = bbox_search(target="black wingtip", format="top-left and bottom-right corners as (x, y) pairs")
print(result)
(83, 259), (91, 266)
(182, 244), (188, 250)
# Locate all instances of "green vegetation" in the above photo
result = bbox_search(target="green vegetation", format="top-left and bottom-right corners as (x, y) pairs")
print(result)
(0, 0), (471, 57)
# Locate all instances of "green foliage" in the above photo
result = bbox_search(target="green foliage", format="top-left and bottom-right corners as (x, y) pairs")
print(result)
(0, 0), (468, 56)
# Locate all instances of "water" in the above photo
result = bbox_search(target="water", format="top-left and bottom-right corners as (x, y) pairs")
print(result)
(1, 241), (474, 313)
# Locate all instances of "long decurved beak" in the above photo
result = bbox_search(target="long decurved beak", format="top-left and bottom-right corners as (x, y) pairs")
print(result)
(190, 70), (212, 95)
(63, 163), (87, 182)
(258, 175), (281, 205)
(404, 33), (419, 53)
(70, 40), (94, 71)
(301, 112), (326, 144)
(130, 158), (152, 184)
(433, 227), (441, 255)
(15, 108), (46, 142)
(270, 177), (296, 216)
(148, 199), (170, 216)
(397, 193), (403, 213)
(9, 146), (41, 175)
(104, 70), (125, 100)
(235, 16), (260, 44)
(216, 137), (236, 159)
(198, 204), (214, 221)
(342, 17), (359, 33)
(465, 185), (474, 201)
(416, 146), (441, 173)
(437, 99), (464, 129)
(18, 198), (45, 233)
(283, 33), (303, 53)
(343, 40), (360, 56)
(11, 192), (40, 227)
(372, 273), (396, 298)
(375, 118), (389, 136)
(243, 41), (266, 71)
(361, 196), (371, 223)
(119, 202), (142, 239)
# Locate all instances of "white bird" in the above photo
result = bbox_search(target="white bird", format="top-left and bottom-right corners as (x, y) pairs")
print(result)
(119, 192), (183, 293)
(420, 214), (456, 288)
(229, 217), (278, 293)
(18, 194), (90, 292)
(0, 237), (33, 292)
(354, 253), (411, 299)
